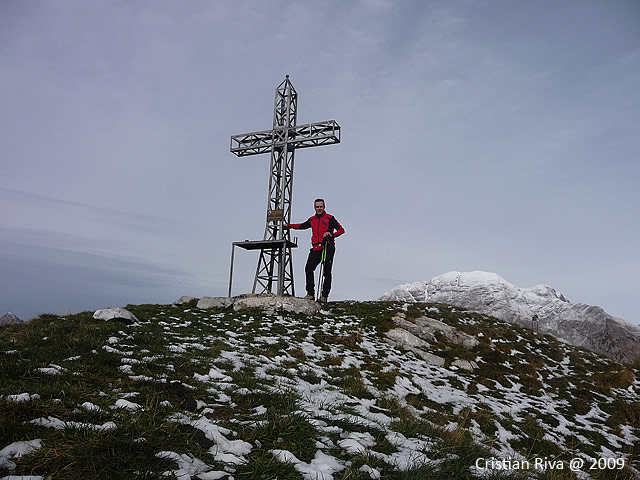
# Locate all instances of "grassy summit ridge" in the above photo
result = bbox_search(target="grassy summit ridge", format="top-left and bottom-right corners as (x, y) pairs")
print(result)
(0, 301), (638, 479)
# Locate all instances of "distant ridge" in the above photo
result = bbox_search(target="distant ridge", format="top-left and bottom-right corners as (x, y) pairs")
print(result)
(0, 312), (23, 327)
(380, 271), (640, 364)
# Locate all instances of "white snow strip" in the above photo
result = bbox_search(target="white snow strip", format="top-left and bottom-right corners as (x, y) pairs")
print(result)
(5, 393), (40, 403)
(619, 424), (640, 445)
(271, 449), (345, 480)
(35, 364), (64, 376)
(194, 366), (233, 383)
(369, 431), (433, 471)
(359, 464), (382, 479)
(0, 439), (42, 471)
(102, 345), (133, 355)
(80, 402), (102, 412)
(253, 405), (267, 416)
(219, 350), (245, 371)
(169, 413), (252, 465)
(168, 345), (187, 353)
(337, 431), (376, 454)
(29, 416), (116, 431)
(156, 451), (223, 479)
(129, 375), (155, 382)
(113, 399), (142, 411)
(118, 365), (135, 375)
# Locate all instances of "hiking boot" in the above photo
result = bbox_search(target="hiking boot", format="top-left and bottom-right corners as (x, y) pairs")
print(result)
(304, 294), (315, 301)
(318, 296), (328, 304)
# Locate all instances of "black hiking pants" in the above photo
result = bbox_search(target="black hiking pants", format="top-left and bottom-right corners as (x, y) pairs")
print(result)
(305, 243), (335, 297)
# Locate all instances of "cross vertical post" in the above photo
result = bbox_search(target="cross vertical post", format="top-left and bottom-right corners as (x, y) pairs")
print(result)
(229, 76), (340, 296)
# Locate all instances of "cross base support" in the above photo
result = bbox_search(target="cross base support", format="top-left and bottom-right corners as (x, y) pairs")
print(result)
(228, 239), (298, 298)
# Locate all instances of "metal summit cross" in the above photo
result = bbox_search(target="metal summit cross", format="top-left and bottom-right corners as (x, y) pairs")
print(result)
(228, 75), (341, 296)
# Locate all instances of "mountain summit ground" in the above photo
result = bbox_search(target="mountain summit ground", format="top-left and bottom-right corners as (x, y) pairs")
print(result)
(1, 300), (638, 479)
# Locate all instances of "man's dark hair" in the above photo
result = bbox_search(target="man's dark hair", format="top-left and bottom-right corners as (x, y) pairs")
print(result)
(314, 198), (325, 206)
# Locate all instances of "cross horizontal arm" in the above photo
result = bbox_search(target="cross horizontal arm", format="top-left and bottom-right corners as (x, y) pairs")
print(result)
(230, 120), (340, 157)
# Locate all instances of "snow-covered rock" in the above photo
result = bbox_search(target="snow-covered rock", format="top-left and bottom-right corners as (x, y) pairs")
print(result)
(0, 312), (23, 326)
(93, 307), (138, 325)
(380, 271), (640, 364)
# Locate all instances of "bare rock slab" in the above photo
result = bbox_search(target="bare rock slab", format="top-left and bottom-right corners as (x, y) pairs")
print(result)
(385, 311), (479, 370)
(397, 315), (480, 349)
(174, 296), (199, 306)
(232, 295), (320, 315)
(194, 294), (320, 315)
(196, 297), (234, 310)
(384, 328), (446, 366)
(451, 359), (479, 371)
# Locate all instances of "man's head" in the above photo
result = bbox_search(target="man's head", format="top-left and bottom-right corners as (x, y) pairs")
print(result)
(314, 198), (325, 215)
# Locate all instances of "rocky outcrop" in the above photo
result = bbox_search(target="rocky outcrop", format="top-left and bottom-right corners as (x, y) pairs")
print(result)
(383, 311), (478, 370)
(394, 315), (479, 349)
(182, 294), (320, 316)
(232, 295), (320, 315)
(384, 328), (445, 366)
(196, 297), (234, 310)
(173, 296), (198, 306)
(451, 359), (479, 372)
(381, 271), (640, 364)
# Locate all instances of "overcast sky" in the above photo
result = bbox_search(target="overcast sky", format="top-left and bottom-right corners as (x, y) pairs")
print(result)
(1, 0), (638, 324)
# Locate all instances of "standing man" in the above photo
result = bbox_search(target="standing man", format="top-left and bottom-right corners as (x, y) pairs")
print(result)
(286, 199), (345, 303)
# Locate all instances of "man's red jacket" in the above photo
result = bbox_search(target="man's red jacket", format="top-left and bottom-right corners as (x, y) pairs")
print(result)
(288, 212), (345, 251)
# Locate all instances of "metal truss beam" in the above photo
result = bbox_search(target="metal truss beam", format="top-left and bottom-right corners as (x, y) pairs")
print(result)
(230, 120), (341, 156)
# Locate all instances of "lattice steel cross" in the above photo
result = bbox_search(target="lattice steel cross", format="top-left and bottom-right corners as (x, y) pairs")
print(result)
(230, 75), (341, 295)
